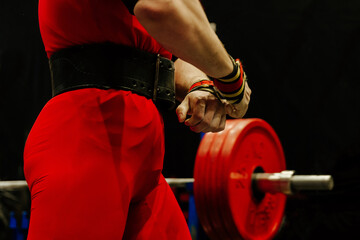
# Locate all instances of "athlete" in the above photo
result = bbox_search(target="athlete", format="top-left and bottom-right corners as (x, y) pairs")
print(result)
(24, 0), (251, 239)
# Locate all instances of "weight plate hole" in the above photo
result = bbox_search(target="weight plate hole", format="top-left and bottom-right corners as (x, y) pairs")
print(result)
(252, 166), (265, 203)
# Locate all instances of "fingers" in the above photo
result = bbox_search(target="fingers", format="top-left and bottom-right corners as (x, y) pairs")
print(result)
(188, 99), (215, 133)
(178, 91), (226, 133)
(200, 110), (226, 133)
(184, 96), (206, 128)
(176, 97), (190, 123)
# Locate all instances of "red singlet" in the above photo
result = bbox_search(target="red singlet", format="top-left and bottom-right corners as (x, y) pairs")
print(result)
(24, 1), (191, 239)
(38, 0), (172, 59)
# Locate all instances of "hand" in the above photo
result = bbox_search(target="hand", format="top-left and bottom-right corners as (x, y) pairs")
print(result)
(224, 81), (251, 118)
(176, 90), (226, 133)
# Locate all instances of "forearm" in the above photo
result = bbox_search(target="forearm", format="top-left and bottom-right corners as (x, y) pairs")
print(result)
(174, 58), (209, 102)
(134, 0), (233, 78)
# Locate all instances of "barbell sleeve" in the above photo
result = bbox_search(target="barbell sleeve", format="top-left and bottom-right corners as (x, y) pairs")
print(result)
(253, 170), (334, 195)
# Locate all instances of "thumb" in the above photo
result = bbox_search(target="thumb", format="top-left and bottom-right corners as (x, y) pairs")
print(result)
(176, 97), (190, 123)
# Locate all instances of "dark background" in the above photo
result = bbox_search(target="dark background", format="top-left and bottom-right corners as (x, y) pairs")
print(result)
(1, 0), (359, 239)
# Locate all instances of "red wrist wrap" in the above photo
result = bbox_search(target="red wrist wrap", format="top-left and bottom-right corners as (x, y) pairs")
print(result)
(213, 60), (244, 93)
(210, 58), (246, 104)
(188, 80), (214, 93)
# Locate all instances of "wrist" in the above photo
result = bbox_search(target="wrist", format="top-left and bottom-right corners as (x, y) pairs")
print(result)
(188, 79), (214, 92)
(209, 56), (246, 104)
(187, 79), (223, 101)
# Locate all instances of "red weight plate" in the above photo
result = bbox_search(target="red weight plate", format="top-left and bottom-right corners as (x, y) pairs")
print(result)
(207, 123), (236, 239)
(212, 120), (243, 239)
(225, 119), (286, 240)
(195, 119), (287, 240)
(194, 131), (218, 239)
(195, 121), (239, 239)
(217, 120), (252, 239)
(195, 120), (243, 240)
(203, 132), (225, 239)
(206, 131), (228, 239)
(195, 129), (232, 239)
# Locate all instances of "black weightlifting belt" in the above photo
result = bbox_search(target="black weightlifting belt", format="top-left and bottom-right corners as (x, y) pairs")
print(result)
(49, 43), (176, 110)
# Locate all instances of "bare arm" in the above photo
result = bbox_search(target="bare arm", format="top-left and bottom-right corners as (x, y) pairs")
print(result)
(133, 0), (251, 132)
(134, 0), (233, 79)
(174, 58), (209, 102)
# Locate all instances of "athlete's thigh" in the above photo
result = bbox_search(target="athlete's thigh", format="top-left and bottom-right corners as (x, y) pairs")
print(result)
(123, 175), (192, 240)
(24, 91), (133, 239)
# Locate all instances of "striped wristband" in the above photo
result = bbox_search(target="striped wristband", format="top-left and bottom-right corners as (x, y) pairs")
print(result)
(210, 56), (246, 104)
(187, 79), (223, 101)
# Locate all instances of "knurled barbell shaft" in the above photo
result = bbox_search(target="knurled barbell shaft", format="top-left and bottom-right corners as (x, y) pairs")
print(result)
(0, 179), (195, 190)
(0, 179), (196, 191)
(165, 178), (194, 187)
(0, 180), (28, 191)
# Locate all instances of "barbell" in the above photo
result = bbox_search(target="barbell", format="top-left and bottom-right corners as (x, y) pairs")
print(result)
(0, 118), (333, 240)
(169, 118), (333, 240)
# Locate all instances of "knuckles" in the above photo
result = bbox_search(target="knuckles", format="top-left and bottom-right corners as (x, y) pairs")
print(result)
(184, 90), (229, 133)
(192, 111), (204, 122)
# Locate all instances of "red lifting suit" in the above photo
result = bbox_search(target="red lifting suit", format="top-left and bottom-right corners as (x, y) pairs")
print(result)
(24, 0), (191, 239)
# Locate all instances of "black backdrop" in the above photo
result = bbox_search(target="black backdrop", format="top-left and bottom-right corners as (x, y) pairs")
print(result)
(1, 0), (359, 239)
